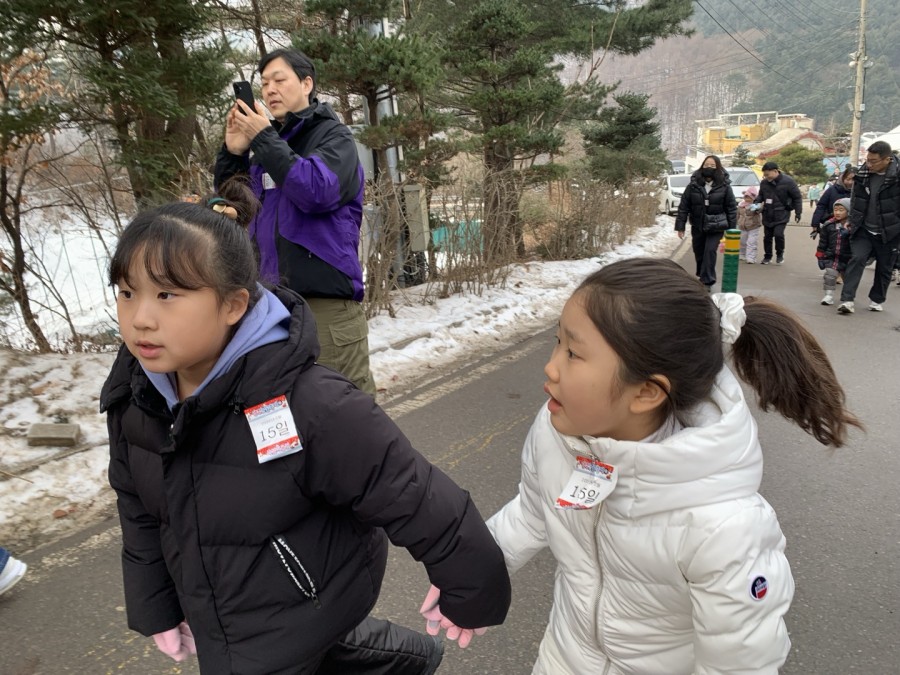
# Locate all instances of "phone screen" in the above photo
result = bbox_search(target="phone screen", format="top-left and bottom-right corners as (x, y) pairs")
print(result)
(232, 81), (254, 114)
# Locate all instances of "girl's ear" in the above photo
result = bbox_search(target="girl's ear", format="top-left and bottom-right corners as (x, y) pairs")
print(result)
(629, 375), (671, 415)
(223, 289), (251, 326)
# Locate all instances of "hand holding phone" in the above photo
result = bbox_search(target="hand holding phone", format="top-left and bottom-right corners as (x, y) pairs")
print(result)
(232, 81), (255, 115)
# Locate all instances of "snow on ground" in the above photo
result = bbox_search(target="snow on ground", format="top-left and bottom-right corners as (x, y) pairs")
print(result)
(0, 218), (679, 552)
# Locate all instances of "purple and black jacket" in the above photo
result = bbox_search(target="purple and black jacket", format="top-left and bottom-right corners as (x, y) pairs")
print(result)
(215, 101), (366, 301)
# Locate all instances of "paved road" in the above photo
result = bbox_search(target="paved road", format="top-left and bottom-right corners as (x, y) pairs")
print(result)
(1, 224), (898, 674)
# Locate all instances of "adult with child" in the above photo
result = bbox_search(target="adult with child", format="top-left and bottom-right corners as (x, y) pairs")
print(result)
(214, 48), (375, 395)
(755, 161), (803, 265)
(100, 190), (511, 673)
(816, 197), (852, 305)
(738, 185), (762, 263)
(810, 166), (856, 235)
(838, 140), (900, 314)
(674, 154), (737, 291)
(421, 258), (861, 674)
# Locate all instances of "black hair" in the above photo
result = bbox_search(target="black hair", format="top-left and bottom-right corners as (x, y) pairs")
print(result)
(108, 202), (261, 309)
(700, 154), (726, 183)
(202, 177), (259, 229)
(259, 48), (317, 104)
(840, 165), (857, 182)
(576, 258), (862, 447)
(867, 140), (892, 158)
(762, 161), (779, 172)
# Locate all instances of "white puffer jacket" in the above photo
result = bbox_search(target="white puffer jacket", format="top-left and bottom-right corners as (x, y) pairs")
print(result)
(487, 367), (793, 674)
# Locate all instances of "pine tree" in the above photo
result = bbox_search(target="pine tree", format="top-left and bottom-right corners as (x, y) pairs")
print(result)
(772, 144), (828, 185)
(582, 92), (668, 186)
(732, 145), (753, 168)
(3, 0), (232, 205)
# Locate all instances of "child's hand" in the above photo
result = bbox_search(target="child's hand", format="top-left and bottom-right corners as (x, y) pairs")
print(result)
(419, 584), (488, 648)
(152, 622), (196, 662)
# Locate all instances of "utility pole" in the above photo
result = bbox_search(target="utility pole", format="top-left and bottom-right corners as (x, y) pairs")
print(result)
(848, 0), (869, 166)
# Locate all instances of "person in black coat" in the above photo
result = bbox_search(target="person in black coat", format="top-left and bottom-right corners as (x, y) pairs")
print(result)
(101, 195), (511, 674)
(754, 161), (803, 264)
(810, 166), (857, 234)
(674, 154), (738, 291)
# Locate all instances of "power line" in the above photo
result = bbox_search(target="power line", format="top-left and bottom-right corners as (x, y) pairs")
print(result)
(693, 0), (804, 86)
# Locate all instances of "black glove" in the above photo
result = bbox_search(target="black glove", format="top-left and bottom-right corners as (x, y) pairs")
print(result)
(809, 229), (818, 240)
(794, 214), (802, 223)
(817, 260), (826, 270)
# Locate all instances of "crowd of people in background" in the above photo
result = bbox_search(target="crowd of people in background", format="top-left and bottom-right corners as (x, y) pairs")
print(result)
(673, 142), (900, 315)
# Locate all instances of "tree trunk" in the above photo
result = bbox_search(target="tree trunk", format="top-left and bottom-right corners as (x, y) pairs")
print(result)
(482, 143), (523, 263)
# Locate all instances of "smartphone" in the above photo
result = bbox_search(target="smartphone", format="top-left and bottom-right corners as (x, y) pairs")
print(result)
(232, 81), (255, 115)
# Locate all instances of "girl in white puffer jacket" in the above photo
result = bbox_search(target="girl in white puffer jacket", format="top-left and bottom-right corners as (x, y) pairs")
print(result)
(421, 258), (861, 674)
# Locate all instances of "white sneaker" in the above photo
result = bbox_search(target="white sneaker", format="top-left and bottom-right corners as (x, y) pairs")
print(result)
(0, 556), (27, 596)
(837, 301), (854, 314)
(821, 292), (834, 305)
(868, 301), (884, 312)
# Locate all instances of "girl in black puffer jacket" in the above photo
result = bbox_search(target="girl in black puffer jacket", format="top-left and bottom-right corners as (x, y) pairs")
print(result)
(101, 193), (511, 674)
(674, 154), (738, 290)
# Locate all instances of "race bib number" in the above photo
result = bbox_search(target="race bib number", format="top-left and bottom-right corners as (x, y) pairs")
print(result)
(262, 173), (276, 190)
(244, 395), (302, 463)
(555, 456), (617, 510)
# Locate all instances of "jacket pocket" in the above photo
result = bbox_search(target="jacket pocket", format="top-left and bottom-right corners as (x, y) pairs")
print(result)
(271, 535), (322, 609)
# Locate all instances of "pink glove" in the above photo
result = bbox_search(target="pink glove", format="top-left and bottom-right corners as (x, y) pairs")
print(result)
(419, 584), (488, 649)
(152, 622), (196, 662)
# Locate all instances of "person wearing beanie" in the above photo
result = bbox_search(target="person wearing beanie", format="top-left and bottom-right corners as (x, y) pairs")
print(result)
(737, 186), (762, 263)
(811, 166), (856, 235)
(838, 140), (900, 314)
(816, 198), (852, 305)
(754, 161), (803, 264)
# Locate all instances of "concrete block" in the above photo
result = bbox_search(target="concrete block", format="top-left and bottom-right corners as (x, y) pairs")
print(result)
(27, 423), (81, 447)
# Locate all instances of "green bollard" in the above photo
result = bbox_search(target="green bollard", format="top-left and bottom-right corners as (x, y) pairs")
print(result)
(721, 229), (741, 293)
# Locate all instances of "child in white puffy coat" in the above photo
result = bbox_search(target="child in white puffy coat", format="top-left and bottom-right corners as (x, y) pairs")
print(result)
(420, 258), (861, 674)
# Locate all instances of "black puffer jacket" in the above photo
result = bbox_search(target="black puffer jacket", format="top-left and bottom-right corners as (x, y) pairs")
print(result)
(673, 169), (738, 233)
(101, 287), (511, 674)
(850, 155), (900, 242)
(755, 172), (802, 226)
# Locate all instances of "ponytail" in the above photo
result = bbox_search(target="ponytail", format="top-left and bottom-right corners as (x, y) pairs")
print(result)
(731, 296), (862, 447)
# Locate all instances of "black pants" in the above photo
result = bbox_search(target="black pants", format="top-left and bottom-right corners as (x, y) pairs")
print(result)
(840, 229), (900, 304)
(691, 228), (721, 286)
(298, 616), (439, 674)
(762, 222), (787, 260)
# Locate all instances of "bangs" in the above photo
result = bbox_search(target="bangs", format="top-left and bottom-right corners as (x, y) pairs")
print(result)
(109, 215), (214, 291)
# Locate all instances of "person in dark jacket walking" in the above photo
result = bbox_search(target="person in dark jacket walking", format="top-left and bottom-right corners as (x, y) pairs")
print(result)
(755, 161), (802, 265)
(810, 166), (856, 234)
(215, 49), (375, 395)
(815, 198), (852, 305)
(837, 141), (900, 314)
(100, 195), (511, 674)
(674, 155), (738, 291)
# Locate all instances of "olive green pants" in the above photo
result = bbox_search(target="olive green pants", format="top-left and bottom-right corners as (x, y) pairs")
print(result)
(304, 297), (376, 396)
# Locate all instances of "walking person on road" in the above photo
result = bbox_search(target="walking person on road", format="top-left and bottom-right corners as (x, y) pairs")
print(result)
(101, 191), (510, 674)
(816, 198), (852, 305)
(755, 161), (802, 264)
(0, 547), (26, 597)
(811, 166), (856, 235)
(838, 140), (900, 314)
(674, 155), (737, 291)
(421, 258), (862, 674)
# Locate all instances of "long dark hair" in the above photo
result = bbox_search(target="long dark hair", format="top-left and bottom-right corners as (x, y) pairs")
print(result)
(576, 258), (862, 447)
